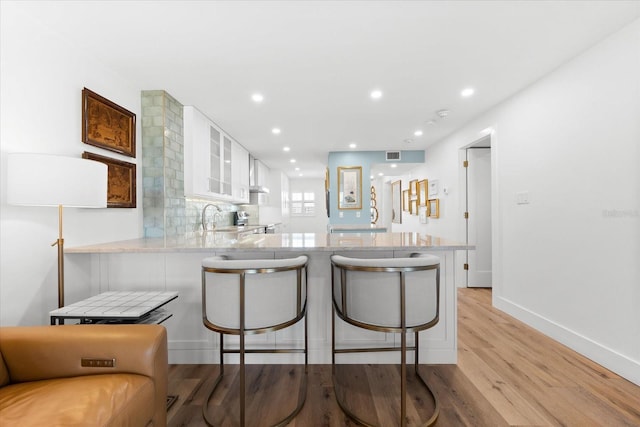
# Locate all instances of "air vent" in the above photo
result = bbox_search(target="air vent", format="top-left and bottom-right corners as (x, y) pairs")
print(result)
(386, 151), (401, 161)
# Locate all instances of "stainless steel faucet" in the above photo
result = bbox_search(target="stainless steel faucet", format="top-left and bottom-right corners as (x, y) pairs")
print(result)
(201, 204), (222, 232)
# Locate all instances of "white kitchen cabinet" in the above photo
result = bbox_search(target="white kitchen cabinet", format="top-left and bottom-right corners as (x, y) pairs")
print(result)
(184, 106), (250, 203)
(183, 106), (211, 199)
(221, 135), (232, 197)
(231, 141), (250, 203)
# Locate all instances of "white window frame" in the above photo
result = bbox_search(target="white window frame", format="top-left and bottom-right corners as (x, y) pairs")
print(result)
(291, 191), (316, 217)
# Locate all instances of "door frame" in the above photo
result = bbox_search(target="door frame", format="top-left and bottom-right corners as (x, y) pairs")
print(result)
(458, 129), (500, 292)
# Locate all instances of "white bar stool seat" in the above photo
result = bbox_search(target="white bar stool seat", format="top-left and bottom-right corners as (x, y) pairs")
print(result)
(330, 253), (441, 427)
(201, 255), (309, 427)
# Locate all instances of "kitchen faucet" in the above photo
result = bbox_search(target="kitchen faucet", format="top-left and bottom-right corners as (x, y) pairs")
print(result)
(201, 203), (222, 232)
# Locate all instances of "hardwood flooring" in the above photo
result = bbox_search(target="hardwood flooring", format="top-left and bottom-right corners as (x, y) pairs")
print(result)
(167, 288), (640, 426)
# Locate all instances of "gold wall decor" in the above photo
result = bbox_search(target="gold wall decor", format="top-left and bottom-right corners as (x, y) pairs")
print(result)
(82, 88), (136, 157)
(402, 189), (409, 212)
(337, 166), (362, 210)
(428, 198), (439, 218)
(370, 185), (378, 224)
(409, 179), (418, 197)
(418, 179), (428, 207)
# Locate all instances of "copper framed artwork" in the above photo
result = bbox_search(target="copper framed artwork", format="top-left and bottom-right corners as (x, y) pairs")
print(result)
(82, 88), (136, 157)
(428, 198), (439, 218)
(337, 166), (362, 210)
(418, 179), (428, 206)
(82, 152), (136, 208)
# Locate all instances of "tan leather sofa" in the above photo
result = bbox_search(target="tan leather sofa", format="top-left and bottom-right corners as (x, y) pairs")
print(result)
(0, 324), (168, 427)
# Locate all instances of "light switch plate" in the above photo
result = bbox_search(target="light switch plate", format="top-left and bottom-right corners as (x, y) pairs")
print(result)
(516, 191), (530, 204)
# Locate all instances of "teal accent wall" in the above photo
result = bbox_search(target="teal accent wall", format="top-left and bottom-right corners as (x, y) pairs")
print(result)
(327, 150), (424, 225)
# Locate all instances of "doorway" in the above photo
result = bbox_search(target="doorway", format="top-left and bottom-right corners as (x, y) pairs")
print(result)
(464, 136), (492, 287)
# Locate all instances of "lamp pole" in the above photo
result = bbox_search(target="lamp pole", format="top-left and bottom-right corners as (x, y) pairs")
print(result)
(51, 204), (65, 308)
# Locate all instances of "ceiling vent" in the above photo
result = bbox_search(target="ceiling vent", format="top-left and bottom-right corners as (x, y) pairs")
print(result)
(386, 151), (401, 161)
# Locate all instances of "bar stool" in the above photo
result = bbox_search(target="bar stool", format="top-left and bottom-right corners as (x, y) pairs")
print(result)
(201, 255), (309, 427)
(330, 253), (441, 427)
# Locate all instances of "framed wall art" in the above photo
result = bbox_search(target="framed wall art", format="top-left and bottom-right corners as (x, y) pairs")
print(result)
(428, 179), (439, 197)
(409, 179), (418, 197)
(418, 179), (428, 206)
(82, 152), (136, 208)
(391, 180), (402, 224)
(337, 166), (362, 210)
(402, 189), (409, 212)
(428, 198), (439, 218)
(82, 88), (136, 157)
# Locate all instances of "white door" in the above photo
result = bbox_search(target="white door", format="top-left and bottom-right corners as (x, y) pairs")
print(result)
(467, 148), (492, 287)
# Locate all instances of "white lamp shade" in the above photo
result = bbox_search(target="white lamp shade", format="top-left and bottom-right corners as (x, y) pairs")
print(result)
(7, 153), (108, 208)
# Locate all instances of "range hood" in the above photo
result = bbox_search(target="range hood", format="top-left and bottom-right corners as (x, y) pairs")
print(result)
(249, 155), (270, 194)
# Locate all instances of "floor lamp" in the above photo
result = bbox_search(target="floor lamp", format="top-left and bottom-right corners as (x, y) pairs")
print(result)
(7, 153), (107, 308)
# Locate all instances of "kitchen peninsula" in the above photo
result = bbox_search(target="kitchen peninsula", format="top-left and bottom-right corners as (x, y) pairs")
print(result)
(66, 232), (470, 364)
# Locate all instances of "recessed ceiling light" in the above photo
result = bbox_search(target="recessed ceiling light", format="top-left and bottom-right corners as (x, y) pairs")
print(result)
(391, 164), (397, 168)
(461, 87), (475, 98)
(414, 130), (423, 137)
(370, 89), (383, 99)
(436, 109), (450, 118)
(251, 93), (264, 103)
(349, 143), (357, 149)
(272, 128), (281, 134)
(370, 175), (374, 179)
(378, 172), (384, 176)
(299, 173), (303, 177)
(290, 158), (296, 163)
(283, 146), (290, 152)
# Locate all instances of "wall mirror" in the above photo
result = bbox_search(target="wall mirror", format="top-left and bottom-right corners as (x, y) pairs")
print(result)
(391, 180), (402, 224)
(337, 166), (362, 210)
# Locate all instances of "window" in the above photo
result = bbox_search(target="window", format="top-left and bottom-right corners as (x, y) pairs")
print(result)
(291, 191), (315, 216)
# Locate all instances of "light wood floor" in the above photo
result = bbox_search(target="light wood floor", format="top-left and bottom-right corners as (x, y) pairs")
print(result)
(167, 288), (640, 426)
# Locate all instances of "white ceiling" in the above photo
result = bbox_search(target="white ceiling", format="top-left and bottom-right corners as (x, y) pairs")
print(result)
(9, 1), (640, 178)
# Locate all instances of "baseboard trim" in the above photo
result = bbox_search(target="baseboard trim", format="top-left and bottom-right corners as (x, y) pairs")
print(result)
(494, 295), (640, 387)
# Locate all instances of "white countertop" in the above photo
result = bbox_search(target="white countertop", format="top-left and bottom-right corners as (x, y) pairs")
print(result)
(66, 232), (472, 253)
(328, 224), (387, 231)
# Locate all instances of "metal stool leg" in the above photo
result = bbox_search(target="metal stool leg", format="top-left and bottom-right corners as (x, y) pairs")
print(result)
(330, 257), (441, 427)
(202, 257), (309, 426)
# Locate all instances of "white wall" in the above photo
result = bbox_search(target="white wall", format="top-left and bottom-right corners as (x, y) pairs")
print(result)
(288, 178), (329, 233)
(0, 5), (143, 325)
(414, 19), (640, 384)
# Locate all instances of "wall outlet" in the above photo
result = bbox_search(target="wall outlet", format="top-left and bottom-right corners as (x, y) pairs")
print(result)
(339, 211), (344, 218)
(356, 211), (361, 218)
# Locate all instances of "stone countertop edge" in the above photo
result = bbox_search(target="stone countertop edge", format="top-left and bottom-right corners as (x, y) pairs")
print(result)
(65, 232), (474, 254)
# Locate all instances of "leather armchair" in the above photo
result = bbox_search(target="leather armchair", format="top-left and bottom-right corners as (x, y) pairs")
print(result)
(0, 324), (168, 427)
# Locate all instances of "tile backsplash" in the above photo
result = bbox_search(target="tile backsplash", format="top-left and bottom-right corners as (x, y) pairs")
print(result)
(185, 199), (236, 233)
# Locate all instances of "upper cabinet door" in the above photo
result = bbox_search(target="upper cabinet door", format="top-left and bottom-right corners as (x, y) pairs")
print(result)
(184, 106), (210, 198)
(221, 135), (232, 197)
(231, 141), (250, 203)
(184, 105), (250, 203)
(209, 124), (222, 195)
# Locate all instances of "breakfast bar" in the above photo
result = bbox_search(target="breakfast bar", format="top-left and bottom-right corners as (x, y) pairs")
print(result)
(65, 232), (470, 364)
